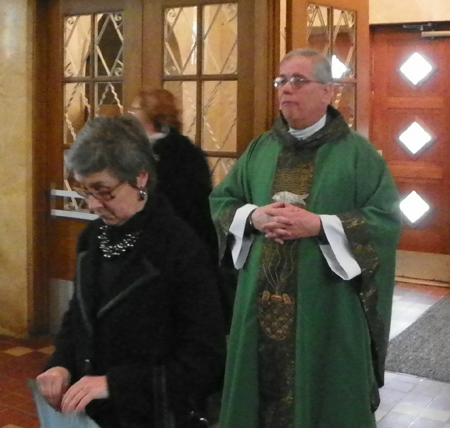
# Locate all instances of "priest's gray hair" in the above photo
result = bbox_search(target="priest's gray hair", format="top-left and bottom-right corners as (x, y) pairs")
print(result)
(65, 116), (157, 191)
(281, 49), (333, 84)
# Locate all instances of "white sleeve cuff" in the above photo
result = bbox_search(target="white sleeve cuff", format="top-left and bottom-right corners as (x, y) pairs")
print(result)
(318, 214), (362, 280)
(229, 204), (258, 269)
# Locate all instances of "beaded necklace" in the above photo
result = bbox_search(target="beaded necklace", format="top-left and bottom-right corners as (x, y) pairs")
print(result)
(98, 225), (142, 258)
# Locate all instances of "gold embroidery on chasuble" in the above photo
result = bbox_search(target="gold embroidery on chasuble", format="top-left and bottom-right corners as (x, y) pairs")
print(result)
(257, 147), (316, 428)
(338, 212), (384, 410)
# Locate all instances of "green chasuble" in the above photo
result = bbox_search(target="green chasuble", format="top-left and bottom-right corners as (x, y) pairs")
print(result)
(210, 107), (402, 428)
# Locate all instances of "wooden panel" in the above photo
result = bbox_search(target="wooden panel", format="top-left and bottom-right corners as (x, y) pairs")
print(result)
(386, 97), (445, 109)
(48, 220), (88, 280)
(389, 161), (443, 181)
(371, 27), (450, 254)
(62, 0), (125, 14)
(400, 230), (444, 254)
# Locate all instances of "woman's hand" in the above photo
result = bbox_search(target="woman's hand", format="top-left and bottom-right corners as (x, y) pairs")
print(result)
(61, 376), (109, 413)
(36, 367), (70, 409)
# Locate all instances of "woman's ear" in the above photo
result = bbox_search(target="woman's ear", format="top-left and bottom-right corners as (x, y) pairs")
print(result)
(136, 172), (149, 189)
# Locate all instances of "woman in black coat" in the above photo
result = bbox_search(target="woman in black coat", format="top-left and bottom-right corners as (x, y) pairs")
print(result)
(36, 116), (226, 428)
(129, 89), (236, 330)
(128, 89), (218, 263)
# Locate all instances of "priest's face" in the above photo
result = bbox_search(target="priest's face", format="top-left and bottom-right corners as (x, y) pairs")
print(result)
(277, 55), (333, 130)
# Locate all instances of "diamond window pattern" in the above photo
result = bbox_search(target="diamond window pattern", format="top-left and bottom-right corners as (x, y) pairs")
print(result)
(95, 13), (124, 77)
(398, 122), (434, 155)
(333, 9), (356, 78)
(307, 5), (330, 55)
(203, 4), (237, 75)
(400, 52), (435, 86)
(202, 81), (237, 152)
(164, 7), (198, 76)
(62, 12), (125, 213)
(163, 4), (238, 186)
(400, 191), (431, 224)
(306, 5), (356, 127)
(208, 157), (237, 187)
(64, 83), (91, 146)
(64, 15), (91, 78)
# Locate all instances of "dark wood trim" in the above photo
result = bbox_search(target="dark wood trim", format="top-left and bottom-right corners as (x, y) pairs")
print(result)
(30, 0), (52, 335)
(355, 0), (370, 137)
(163, 74), (238, 81)
(62, 0), (125, 14)
(63, 76), (124, 83)
(307, 0), (359, 9)
(122, 0), (144, 108)
(267, 0), (280, 129)
(159, 0), (233, 6)
(196, 6), (203, 147)
(289, 0), (308, 49)
(204, 150), (238, 158)
(237, 0), (256, 154)
(252, 0), (273, 138)
(142, 0), (163, 90)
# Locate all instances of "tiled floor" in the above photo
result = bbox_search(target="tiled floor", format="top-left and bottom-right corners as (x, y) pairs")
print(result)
(0, 282), (449, 428)
(0, 336), (54, 428)
(376, 282), (450, 428)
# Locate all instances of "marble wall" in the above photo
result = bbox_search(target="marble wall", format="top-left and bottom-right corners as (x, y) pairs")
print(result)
(0, 0), (33, 336)
(370, 0), (450, 24)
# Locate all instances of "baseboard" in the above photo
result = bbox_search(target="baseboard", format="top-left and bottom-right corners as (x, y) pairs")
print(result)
(396, 250), (450, 284)
(395, 276), (450, 288)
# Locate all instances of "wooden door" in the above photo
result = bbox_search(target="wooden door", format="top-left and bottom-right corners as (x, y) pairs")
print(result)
(37, 0), (275, 332)
(45, 0), (143, 332)
(371, 27), (450, 255)
(142, 0), (269, 186)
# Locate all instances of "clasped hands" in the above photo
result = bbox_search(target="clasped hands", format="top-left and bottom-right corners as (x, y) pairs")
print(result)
(251, 202), (321, 244)
(36, 367), (109, 412)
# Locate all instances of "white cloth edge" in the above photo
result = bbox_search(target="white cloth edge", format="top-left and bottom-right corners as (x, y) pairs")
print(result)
(319, 214), (362, 280)
(229, 204), (258, 269)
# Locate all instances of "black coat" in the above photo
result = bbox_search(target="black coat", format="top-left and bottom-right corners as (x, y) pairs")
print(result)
(46, 196), (226, 428)
(153, 129), (218, 263)
(153, 130), (237, 331)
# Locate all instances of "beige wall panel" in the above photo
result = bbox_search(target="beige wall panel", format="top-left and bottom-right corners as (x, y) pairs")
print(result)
(0, 0), (33, 336)
(370, 0), (450, 24)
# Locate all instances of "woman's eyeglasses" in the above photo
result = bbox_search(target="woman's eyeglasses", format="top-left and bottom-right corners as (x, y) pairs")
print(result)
(73, 181), (126, 202)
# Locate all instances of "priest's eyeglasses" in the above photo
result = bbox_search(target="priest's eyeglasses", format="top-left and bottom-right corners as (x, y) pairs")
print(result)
(273, 76), (319, 89)
(73, 181), (126, 202)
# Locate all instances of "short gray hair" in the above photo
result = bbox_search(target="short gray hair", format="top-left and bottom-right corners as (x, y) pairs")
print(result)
(281, 49), (333, 84)
(65, 116), (157, 191)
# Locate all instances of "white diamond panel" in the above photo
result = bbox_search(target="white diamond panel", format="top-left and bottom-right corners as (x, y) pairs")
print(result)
(399, 122), (433, 155)
(399, 52), (434, 86)
(400, 191), (430, 224)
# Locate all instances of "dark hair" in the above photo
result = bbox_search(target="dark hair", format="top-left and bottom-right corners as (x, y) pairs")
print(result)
(130, 89), (182, 132)
(281, 49), (333, 84)
(65, 116), (157, 192)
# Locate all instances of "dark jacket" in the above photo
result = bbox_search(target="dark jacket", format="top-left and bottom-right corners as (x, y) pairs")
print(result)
(153, 129), (218, 263)
(46, 196), (226, 428)
(153, 130), (237, 331)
